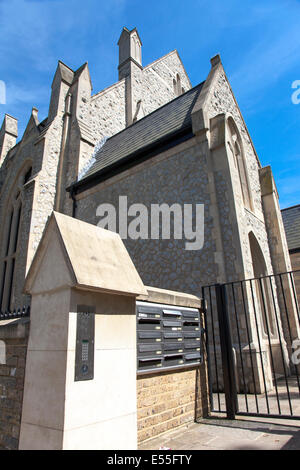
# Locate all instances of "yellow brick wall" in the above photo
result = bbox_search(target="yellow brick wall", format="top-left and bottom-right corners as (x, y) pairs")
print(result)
(137, 364), (209, 443)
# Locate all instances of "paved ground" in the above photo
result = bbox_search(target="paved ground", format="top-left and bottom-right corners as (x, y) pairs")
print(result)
(213, 376), (300, 416)
(139, 417), (300, 450)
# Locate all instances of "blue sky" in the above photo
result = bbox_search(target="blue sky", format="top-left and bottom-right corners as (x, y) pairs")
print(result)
(0, 0), (299, 208)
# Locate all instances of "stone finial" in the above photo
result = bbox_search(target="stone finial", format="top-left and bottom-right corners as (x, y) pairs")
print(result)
(0, 114), (18, 165)
(118, 27), (143, 72)
(259, 165), (278, 197)
(31, 107), (39, 125)
(210, 54), (221, 68)
(0, 113), (18, 138)
(48, 61), (74, 121)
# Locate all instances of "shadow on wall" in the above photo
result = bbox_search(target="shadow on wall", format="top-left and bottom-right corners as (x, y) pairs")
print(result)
(0, 339), (5, 364)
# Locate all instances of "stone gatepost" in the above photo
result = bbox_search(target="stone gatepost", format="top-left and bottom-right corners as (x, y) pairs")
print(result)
(19, 212), (147, 450)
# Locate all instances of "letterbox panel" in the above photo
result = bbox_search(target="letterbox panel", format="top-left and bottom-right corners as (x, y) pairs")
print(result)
(136, 301), (202, 373)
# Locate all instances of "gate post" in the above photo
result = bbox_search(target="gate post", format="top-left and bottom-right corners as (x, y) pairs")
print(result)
(18, 212), (147, 450)
(215, 284), (238, 419)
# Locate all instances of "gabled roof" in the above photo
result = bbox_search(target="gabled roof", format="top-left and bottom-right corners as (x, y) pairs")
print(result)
(71, 82), (204, 191)
(281, 204), (300, 251)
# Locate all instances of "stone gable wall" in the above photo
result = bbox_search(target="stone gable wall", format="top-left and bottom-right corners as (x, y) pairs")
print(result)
(0, 113), (65, 308)
(207, 68), (274, 280)
(75, 137), (220, 295)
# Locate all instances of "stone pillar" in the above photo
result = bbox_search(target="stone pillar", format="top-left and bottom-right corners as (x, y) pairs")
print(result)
(118, 27), (143, 126)
(260, 166), (300, 358)
(19, 212), (147, 450)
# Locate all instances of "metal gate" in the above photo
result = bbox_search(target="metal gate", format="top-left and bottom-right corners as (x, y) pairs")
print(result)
(202, 270), (300, 420)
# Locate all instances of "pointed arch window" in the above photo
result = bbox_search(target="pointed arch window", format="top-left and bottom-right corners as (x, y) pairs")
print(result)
(249, 232), (275, 337)
(0, 166), (29, 311)
(227, 117), (253, 211)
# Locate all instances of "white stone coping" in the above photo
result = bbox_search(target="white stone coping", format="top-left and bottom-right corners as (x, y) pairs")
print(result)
(137, 285), (202, 309)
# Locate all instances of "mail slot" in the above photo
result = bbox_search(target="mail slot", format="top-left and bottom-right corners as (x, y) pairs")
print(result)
(163, 320), (182, 328)
(185, 341), (201, 349)
(182, 310), (200, 321)
(137, 308), (161, 320)
(184, 331), (201, 339)
(138, 305), (161, 315)
(185, 352), (201, 362)
(183, 320), (199, 326)
(164, 342), (184, 352)
(138, 330), (162, 342)
(138, 357), (162, 371)
(164, 353), (184, 367)
(183, 322), (200, 332)
(138, 313), (161, 320)
(164, 331), (183, 339)
(138, 344), (163, 357)
(138, 319), (161, 331)
(162, 309), (182, 319)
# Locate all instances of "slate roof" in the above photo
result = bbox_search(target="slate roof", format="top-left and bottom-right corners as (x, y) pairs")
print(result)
(79, 82), (204, 182)
(282, 204), (300, 251)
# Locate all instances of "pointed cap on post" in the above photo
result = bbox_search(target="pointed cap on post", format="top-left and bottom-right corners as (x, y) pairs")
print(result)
(24, 212), (147, 297)
(0, 114), (18, 164)
(0, 113), (18, 138)
(118, 26), (143, 69)
(210, 54), (221, 68)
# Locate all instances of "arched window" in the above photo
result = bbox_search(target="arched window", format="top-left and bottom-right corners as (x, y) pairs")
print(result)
(227, 117), (253, 211)
(0, 164), (31, 311)
(249, 232), (275, 336)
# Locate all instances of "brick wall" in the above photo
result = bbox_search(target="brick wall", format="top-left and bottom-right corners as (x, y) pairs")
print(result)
(137, 364), (209, 444)
(0, 318), (29, 450)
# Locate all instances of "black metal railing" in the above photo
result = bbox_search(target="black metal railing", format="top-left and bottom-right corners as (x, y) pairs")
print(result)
(202, 270), (300, 420)
(0, 305), (30, 320)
